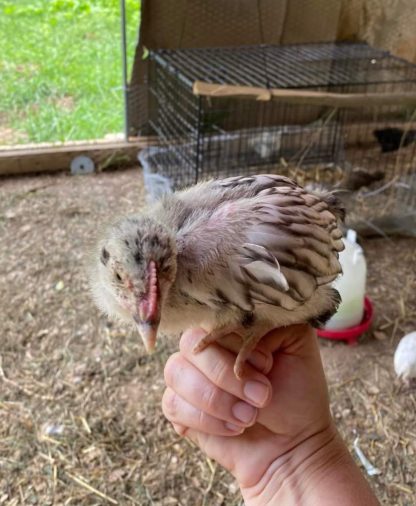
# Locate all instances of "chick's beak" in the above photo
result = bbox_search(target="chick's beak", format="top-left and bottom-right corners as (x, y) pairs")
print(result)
(134, 261), (160, 354)
(134, 318), (158, 353)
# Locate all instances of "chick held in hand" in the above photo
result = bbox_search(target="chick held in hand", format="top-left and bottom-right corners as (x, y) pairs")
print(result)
(89, 174), (345, 379)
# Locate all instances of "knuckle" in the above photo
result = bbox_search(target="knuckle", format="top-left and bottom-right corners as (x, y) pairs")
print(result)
(164, 353), (182, 386)
(162, 388), (179, 420)
(210, 358), (229, 387)
(197, 408), (209, 429)
(201, 383), (221, 413)
(179, 329), (194, 353)
(180, 328), (207, 354)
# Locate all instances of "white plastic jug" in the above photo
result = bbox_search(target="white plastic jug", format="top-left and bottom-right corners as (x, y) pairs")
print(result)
(325, 229), (367, 330)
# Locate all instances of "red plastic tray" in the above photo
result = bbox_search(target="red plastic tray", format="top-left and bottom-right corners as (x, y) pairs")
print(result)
(316, 296), (374, 346)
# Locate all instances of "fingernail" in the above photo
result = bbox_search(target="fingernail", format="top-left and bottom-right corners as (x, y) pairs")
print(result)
(232, 401), (257, 425)
(244, 381), (270, 406)
(224, 422), (244, 433)
(247, 350), (269, 372)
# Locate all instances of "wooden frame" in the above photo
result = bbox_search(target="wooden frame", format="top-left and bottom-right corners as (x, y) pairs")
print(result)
(193, 81), (416, 107)
(0, 138), (151, 176)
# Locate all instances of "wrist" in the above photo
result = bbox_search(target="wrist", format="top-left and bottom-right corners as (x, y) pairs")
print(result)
(240, 423), (379, 506)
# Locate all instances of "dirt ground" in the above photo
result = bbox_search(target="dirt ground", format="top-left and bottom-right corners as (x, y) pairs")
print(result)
(0, 168), (415, 505)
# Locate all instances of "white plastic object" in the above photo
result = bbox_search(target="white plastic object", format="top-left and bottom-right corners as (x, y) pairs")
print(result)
(138, 147), (173, 202)
(325, 229), (367, 330)
(70, 155), (95, 175)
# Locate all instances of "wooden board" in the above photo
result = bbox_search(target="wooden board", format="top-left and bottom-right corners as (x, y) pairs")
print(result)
(0, 138), (152, 176)
(193, 81), (416, 107)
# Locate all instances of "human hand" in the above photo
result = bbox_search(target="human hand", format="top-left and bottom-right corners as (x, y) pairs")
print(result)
(162, 325), (332, 493)
(162, 325), (379, 505)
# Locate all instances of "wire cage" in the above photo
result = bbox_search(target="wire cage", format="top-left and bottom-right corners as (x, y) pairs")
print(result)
(140, 41), (416, 231)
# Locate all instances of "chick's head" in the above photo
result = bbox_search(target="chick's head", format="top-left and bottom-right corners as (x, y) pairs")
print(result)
(90, 215), (177, 352)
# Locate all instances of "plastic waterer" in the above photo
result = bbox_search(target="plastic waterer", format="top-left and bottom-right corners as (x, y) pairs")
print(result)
(325, 229), (367, 330)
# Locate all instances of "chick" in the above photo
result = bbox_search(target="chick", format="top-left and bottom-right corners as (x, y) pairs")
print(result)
(248, 130), (282, 159)
(394, 331), (416, 386)
(89, 174), (345, 378)
(373, 127), (416, 153)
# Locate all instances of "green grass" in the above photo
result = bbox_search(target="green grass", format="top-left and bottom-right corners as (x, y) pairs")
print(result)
(0, 0), (140, 144)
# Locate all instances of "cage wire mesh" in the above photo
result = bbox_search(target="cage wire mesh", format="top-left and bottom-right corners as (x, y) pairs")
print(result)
(138, 41), (416, 234)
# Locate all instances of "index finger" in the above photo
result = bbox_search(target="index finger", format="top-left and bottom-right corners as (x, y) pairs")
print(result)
(258, 324), (316, 352)
(180, 328), (272, 408)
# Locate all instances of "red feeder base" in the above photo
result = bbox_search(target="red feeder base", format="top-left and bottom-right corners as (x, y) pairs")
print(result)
(316, 296), (374, 346)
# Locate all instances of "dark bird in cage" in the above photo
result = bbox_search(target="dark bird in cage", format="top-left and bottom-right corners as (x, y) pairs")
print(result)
(373, 127), (416, 153)
(89, 175), (345, 379)
(341, 168), (385, 192)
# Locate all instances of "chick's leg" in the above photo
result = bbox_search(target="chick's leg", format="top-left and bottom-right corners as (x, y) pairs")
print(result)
(192, 325), (239, 353)
(233, 325), (274, 379)
(233, 333), (263, 379)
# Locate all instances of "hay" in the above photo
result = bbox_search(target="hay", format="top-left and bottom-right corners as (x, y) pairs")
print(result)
(0, 168), (415, 504)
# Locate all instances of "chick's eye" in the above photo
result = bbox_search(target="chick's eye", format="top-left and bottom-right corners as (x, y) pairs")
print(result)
(100, 247), (110, 266)
(115, 272), (122, 282)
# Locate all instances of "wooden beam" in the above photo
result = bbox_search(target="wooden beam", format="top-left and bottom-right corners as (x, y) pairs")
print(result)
(0, 138), (153, 176)
(193, 81), (416, 107)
